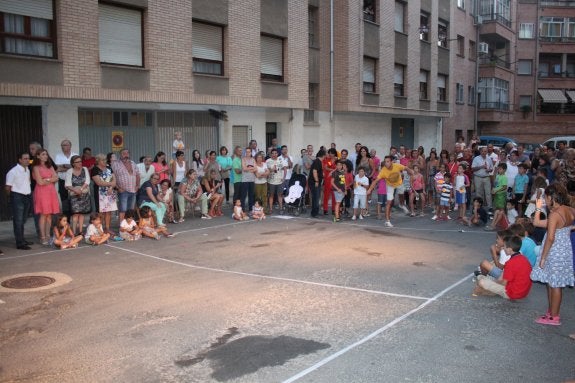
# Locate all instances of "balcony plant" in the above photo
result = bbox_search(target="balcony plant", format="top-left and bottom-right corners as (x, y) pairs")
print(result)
(520, 104), (532, 118)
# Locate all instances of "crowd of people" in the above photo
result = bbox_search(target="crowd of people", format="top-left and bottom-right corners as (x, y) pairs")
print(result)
(3, 134), (575, 335)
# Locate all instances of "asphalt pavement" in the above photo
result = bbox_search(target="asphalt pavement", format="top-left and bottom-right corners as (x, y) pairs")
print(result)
(0, 205), (573, 383)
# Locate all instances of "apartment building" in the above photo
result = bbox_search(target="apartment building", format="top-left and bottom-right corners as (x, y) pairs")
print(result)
(447, 0), (575, 147)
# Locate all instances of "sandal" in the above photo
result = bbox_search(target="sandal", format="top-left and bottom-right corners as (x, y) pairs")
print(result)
(535, 315), (561, 326)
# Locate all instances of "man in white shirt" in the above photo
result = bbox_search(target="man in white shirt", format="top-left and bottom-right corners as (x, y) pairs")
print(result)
(54, 139), (78, 216)
(472, 147), (494, 210)
(5, 152), (33, 250)
(279, 145), (294, 193)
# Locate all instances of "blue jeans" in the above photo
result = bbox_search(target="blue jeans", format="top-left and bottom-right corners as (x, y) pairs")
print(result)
(241, 182), (255, 212)
(118, 191), (137, 212)
(11, 192), (31, 247)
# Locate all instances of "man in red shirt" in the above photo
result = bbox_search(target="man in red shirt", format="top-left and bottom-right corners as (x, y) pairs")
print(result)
(474, 235), (532, 299)
(322, 148), (337, 215)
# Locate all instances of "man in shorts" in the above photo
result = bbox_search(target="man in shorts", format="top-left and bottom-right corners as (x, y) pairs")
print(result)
(367, 156), (413, 227)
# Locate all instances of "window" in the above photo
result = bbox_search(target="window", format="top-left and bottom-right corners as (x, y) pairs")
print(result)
(519, 23), (534, 39)
(478, 77), (509, 110)
(99, 4), (143, 66)
(458, 0), (465, 9)
(517, 60), (532, 75)
(394, 64), (405, 97)
(457, 35), (465, 56)
(419, 70), (429, 100)
(192, 21), (223, 75)
(304, 83), (319, 122)
(363, 57), (376, 93)
(437, 74), (447, 102)
(468, 85), (476, 105)
(394, 2), (405, 33)
(539, 62), (549, 77)
(479, 0), (511, 26)
(519, 95), (532, 108)
(420, 13), (429, 41)
(363, 0), (376, 22)
(261, 35), (283, 82)
(438, 21), (448, 48)
(540, 17), (564, 38)
(469, 40), (476, 60)
(309, 6), (318, 47)
(456, 83), (464, 104)
(0, 0), (55, 58)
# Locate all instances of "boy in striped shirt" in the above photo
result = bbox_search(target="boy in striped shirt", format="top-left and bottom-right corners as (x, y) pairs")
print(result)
(439, 173), (453, 221)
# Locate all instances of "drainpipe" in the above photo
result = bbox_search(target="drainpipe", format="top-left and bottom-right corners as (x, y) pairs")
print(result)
(474, 1), (480, 137)
(330, 0), (334, 122)
(534, 3), (540, 122)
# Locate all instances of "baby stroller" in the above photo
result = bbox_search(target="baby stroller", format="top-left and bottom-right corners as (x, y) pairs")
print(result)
(284, 173), (307, 216)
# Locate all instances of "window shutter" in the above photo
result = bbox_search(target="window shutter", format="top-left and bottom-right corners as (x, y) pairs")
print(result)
(0, 0), (53, 20)
(363, 58), (375, 82)
(99, 4), (142, 66)
(437, 75), (446, 88)
(261, 36), (283, 76)
(419, 71), (428, 82)
(192, 22), (222, 61)
(394, 65), (404, 84)
(394, 2), (404, 33)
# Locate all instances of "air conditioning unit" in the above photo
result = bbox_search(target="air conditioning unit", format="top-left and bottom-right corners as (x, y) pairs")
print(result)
(478, 42), (489, 54)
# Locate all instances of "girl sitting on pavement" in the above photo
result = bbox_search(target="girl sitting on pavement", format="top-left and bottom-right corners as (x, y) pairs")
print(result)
(232, 199), (250, 221)
(85, 212), (111, 245)
(252, 199), (266, 220)
(119, 209), (142, 241)
(51, 214), (83, 249)
(139, 206), (173, 240)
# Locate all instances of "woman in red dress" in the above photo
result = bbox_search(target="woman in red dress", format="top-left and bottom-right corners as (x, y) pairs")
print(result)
(32, 149), (60, 245)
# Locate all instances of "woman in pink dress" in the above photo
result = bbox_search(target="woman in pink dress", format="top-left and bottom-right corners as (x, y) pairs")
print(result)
(32, 149), (60, 245)
(152, 151), (170, 181)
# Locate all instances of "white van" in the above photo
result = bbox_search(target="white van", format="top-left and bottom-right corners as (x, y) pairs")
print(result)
(542, 136), (575, 149)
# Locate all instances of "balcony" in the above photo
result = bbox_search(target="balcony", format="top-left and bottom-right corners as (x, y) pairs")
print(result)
(479, 56), (511, 69)
(540, 1), (575, 6)
(479, 101), (510, 111)
(480, 13), (511, 28)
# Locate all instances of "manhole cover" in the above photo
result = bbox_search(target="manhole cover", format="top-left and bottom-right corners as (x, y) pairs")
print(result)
(1, 276), (56, 289)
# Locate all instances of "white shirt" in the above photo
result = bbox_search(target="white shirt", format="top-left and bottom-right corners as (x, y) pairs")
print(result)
(55, 152), (78, 180)
(6, 164), (31, 195)
(280, 154), (294, 180)
(354, 175), (369, 196)
(505, 160), (519, 188)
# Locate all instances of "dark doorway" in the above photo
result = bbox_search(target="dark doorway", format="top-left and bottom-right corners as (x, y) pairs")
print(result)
(0, 106), (43, 220)
(391, 118), (414, 149)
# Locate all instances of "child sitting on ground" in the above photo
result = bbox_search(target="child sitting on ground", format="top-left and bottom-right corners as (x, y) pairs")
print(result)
(462, 197), (488, 227)
(252, 199), (266, 220)
(139, 206), (173, 240)
(474, 235), (533, 300)
(119, 209), (142, 241)
(232, 199), (250, 220)
(85, 213), (111, 245)
(51, 214), (83, 249)
(488, 200), (518, 231)
(438, 173), (453, 221)
(475, 228), (512, 278)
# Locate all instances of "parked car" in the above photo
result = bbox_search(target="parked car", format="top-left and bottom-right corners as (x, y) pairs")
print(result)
(542, 136), (575, 150)
(478, 136), (517, 150)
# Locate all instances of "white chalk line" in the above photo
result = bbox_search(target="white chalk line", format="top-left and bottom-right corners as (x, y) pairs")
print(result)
(105, 243), (431, 301)
(281, 273), (473, 383)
